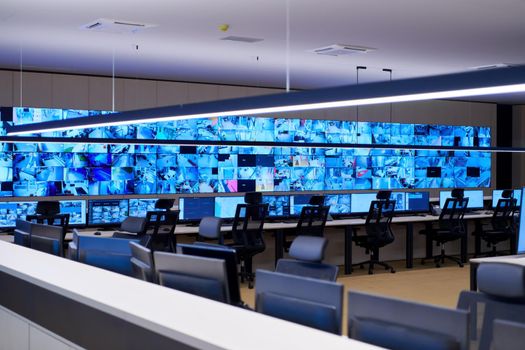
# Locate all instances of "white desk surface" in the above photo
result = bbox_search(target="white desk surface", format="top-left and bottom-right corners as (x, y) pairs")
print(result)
(0, 240), (382, 350)
(470, 255), (525, 265)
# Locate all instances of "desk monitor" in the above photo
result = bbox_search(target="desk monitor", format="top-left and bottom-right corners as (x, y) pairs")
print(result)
(179, 197), (215, 221)
(324, 194), (351, 216)
(129, 198), (158, 218)
(60, 200), (86, 225)
(405, 191), (430, 213)
(262, 195), (290, 218)
(289, 194), (313, 216)
(0, 202), (18, 227)
(178, 243), (241, 306)
(390, 192), (406, 212)
(439, 190), (484, 209)
(350, 192), (377, 214)
(214, 196), (245, 218)
(87, 199), (129, 226)
(517, 187), (525, 254)
(492, 189), (522, 208)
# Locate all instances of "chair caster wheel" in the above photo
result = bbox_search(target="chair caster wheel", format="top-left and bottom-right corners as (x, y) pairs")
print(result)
(459, 264), (464, 268)
(368, 270), (373, 275)
(360, 264), (364, 269)
(435, 264), (441, 268)
(390, 269), (396, 273)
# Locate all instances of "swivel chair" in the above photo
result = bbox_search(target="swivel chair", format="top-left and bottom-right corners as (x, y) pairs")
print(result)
(476, 190), (516, 256)
(421, 196), (469, 268)
(27, 200), (69, 250)
(228, 203), (268, 288)
(283, 202), (330, 251)
(352, 199), (396, 274)
(144, 209), (179, 252)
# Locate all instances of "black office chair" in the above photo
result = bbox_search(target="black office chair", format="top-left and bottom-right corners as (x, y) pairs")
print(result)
(112, 216), (148, 238)
(129, 241), (156, 283)
(26, 200), (70, 249)
(144, 209), (179, 252)
(421, 196), (469, 268)
(476, 191), (516, 256)
(228, 203), (268, 289)
(283, 204), (330, 252)
(276, 236), (338, 281)
(29, 222), (64, 257)
(352, 199), (396, 274)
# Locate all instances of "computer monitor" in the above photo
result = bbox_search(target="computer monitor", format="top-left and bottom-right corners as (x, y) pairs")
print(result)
(60, 200), (86, 225)
(350, 193), (377, 214)
(390, 192), (407, 212)
(405, 191), (430, 213)
(129, 198), (158, 217)
(179, 197), (215, 221)
(492, 189), (522, 208)
(439, 190), (484, 209)
(87, 199), (129, 226)
(289, 194), (313, 216)
(0, 202), (18, 228)
(178, 243), (241, 306)
(262, 195), (291, 218)
(214, 196), (245, 218)
(324, 194), (351, 216)
(517, 187), (525, 254)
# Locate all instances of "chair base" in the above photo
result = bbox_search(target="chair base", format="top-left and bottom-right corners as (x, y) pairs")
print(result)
(421, 248), (463, 268)
(352, 259), (395, 275)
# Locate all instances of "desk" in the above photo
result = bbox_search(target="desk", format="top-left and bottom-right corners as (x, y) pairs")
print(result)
(469, 255), (525, 291)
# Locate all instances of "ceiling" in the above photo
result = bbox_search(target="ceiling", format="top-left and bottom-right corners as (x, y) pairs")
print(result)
(1, 0), (525, 103)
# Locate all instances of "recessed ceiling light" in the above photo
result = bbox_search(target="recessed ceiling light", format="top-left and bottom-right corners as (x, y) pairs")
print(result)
(221, 36), (264, 43)
(81, 18), (157, 34)
(310, 44), (376, 56)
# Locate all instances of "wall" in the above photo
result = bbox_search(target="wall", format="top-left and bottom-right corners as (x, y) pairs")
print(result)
(512, 105), (525, 187)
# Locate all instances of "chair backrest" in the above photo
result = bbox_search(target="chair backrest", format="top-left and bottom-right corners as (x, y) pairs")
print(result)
(155, 198), (175, 210)
(14, 219), (31, 247)
(178, 243), (241, 306)
(296, 205), (330, 237)
(231, 203), (267, 248)
(364, 200), (396, 246)
(74, 234), (139, 275)
(29, 222), (64, 257)
(255, 269), (343, 334)
(129, 241), (155, 283)
(120, 216), (147, 234)
(198, 216), (224, 244)
(145, 209), (179, 252)
(36, 201), (60, 216)
(439, 197), (469, 231)
(457, 262), (525, 350)
(491, 197), (516, 231)
(349, 290), (469, 350)
(154, 251), (230, 304)
(492, 319), (525, 350)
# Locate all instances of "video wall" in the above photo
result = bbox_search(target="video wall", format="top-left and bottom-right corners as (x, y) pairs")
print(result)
(0, 107), (491, 198)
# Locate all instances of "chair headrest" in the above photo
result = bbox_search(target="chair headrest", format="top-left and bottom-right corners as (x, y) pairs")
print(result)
(501, 189), (514, 198)
(289, 236), (328, 263)
(376, 191), (392, 200)
(36, 201), (60, 215)
(451, 188), (464, 199)
(309, 195), (326, 206)
(477, 262), (525, 300)
(244, 192), (262, 204)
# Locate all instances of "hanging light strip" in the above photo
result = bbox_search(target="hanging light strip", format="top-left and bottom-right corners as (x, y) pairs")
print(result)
(7, 66), (525, 136)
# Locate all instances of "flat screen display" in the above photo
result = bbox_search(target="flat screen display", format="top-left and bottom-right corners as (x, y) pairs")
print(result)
(0, 199), (86, 227)
(290, 194), (313, 216)
(350, 193), (377, 214)
(179, 197), (215, 220)
(324, 194), (351, 215)
(214, 196), (245, 218)
(129, 198), (158, 217)
(405, 191), (430, 213)
(262, 195), (290, 217)
(518, 187), (525, 254)
(439, 190), (484, 209)
(491, 189), (522, 208)
(88, 199), (129, 225)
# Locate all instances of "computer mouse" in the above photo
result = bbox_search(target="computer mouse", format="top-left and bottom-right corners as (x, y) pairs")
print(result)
(94, 231), (101, 236)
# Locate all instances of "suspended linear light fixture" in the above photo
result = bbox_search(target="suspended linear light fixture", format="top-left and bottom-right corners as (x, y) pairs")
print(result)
(6, 66), (525, 136)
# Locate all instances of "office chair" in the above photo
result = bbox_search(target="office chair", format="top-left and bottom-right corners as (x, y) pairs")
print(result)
(420, 196), (469, 268)
(276, 236), (338, 281)
(475, 191), (516, 256)
(154, 251), (230, 304)
(129, 241), (156, 283)
(144, 209), (179, 252)
(228, 203), (268, 288)
(352, 199), (396, 274)
(255, 269), (343, 334)
(348, 290), (469, 350)
(492, 319), (525, 350)
(112, 216), (148, 238)
(283, 204), (330, 252)
(27, 200), (70, 250)
(457, 262), (525, 350)
(14, 219), (31, 247)
(29, 222), (64, 257)
(197, 216), (224, 244)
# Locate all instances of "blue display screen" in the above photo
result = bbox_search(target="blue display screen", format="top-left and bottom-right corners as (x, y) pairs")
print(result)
(179, 197), (215, 220)
(87, 199), (129, 225)
(262, 195), (291, 217)
(439, 190), (484, 209)
(518, 188), (525, 254)
(492, 189), (522, 208)
(214, 196), (245, 218)
(129, 198), (158, 217)
(0, 199), (86, 227)
(350, 193), (377, 214)
(290, 194), (313, 216)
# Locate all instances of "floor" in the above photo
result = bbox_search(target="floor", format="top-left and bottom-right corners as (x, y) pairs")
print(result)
(240, 259), (470, 334)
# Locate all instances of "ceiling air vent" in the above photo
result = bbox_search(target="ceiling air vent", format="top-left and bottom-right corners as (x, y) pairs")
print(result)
(311, 44), (375, 56)
(470, 63), (510, 70)
(81, 18), (156, 34)
(221, 36), (264, 43)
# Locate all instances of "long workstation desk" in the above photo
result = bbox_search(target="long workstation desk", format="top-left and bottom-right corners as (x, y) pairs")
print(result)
(0, 240), (382, 350)
(62, 211), (493, 275)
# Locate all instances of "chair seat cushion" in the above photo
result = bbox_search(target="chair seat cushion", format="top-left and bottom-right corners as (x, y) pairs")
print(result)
(352, 317), (460, 350)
